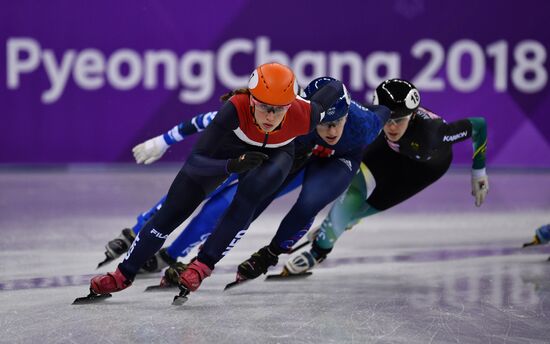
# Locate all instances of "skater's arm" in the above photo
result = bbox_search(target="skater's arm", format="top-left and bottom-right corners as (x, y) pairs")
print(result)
(163, 111), (218, 144)
(132, 111), (218, 164)
(467, 117), (487, 170)
(307, 79), (345, 129)
(351, 101), (390, 144)
(187, 102), (268, 176)
(435, 117), (487, 168)
(440, 117), (487, 171)
(435, 117), (488, 206)
(467, 117), (488, 207)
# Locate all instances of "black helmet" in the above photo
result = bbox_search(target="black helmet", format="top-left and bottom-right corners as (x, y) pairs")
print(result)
(373, 79), (420, 118)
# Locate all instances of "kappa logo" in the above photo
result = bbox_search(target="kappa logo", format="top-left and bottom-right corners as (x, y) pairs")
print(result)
(443, 131), (467, 142)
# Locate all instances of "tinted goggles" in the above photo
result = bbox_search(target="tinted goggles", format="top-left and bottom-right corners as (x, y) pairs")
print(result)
(386, 114), (412, 126)
(318, 116), (347, 128)
(251, 97), (291, 114)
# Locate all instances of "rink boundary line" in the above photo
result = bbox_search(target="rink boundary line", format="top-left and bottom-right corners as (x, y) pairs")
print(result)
(1, 246), (549, 291)
(318, 245), (550, 268)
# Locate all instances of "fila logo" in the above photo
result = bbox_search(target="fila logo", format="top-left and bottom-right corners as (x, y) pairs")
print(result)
(124, 232), (140, 260)
(443, 131), (467, 142)
(150, 228), (168, 239)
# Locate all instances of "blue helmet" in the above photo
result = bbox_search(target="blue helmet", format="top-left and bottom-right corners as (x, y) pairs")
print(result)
(303, 77), (350, 123)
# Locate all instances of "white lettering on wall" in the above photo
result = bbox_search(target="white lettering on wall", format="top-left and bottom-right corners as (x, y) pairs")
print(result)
(5, 36), (549, 105)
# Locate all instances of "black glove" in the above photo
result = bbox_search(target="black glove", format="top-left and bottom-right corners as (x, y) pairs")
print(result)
(226, 151), (269, 174)
(289, 151), (311, 174)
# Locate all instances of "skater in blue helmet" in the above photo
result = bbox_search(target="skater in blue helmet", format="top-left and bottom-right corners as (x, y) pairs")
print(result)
(283, 78), (489, 276)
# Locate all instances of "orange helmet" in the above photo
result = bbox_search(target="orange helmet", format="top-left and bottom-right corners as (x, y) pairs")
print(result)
(248, 63), (298, 106)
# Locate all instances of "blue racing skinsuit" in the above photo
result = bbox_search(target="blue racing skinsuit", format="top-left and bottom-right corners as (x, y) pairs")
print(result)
(129, 101), (389, 262)
(118, 80), (344, 278)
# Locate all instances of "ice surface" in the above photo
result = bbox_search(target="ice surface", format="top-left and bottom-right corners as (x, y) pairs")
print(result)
(1, 166), (549, 343)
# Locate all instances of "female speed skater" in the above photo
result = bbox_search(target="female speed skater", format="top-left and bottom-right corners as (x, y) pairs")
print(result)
(282, 78), (489, 276)
(75, 63), (346, 304)
(97, 77), (390, 290)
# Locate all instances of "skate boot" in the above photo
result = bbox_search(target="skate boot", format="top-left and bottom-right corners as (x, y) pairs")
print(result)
(523, 224), (550, 247)
(523, 224), (550, 261)
(160, 262), (188, 287)
(139, 248), (178, 274)
(144, 262), (188, 291)
(97, 228), (136, 268)
(224, 245), (281, 290)
(237, 245), (280, 280)
(178, 259), (212, 292)
(171, 259), (211, 305)
(284, 250), (325, 275)
(90, 267), (133, 294)
(284, 241), (331, 275)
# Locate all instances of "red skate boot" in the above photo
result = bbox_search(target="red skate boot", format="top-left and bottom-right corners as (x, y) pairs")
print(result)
(90, 267), (133, 294)
(179, 259), (212, 291)
(172, 259), (212, 305)
(73, 267), (133, 304)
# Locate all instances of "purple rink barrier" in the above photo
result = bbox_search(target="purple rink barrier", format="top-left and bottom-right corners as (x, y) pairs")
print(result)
(1, 0), (549, 166)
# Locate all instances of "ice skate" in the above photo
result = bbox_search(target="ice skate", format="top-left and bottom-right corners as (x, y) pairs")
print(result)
(523, 224), (550, 247)
(224, 245), (279, 290)
(97, 228), (136, 268)
(523, 224), (550, 261)
(523, 236), (541, 248)
(139, 248), (177, 274)
(172, 259), (212, 305)
(72, 290), (112, 304)
(265, 266), (313, 281)
(73, 267), (132, 304)
(266, 248), (326, 280)
(144, 262), (187, 292)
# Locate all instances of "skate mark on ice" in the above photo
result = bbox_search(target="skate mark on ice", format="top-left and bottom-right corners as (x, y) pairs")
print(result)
(2, 245), (550, 291)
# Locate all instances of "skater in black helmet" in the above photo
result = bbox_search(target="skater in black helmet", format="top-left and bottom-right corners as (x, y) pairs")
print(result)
(283, 78), (489, 276)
